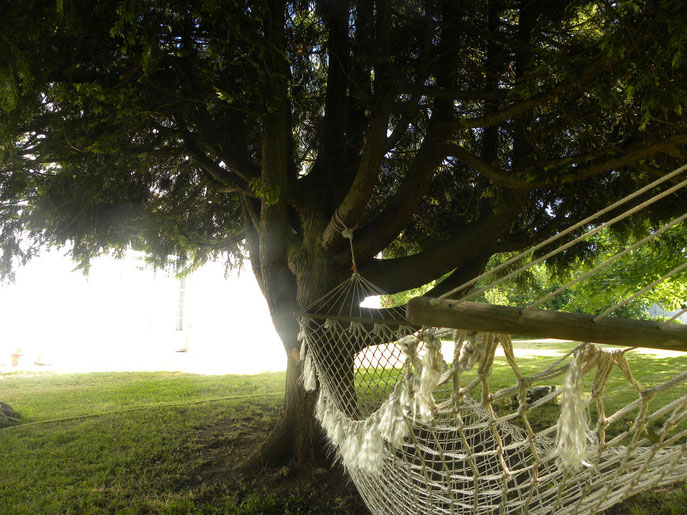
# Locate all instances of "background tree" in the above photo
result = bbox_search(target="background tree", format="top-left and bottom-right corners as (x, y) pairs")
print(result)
(448, 221), (687, 320)
(2, 0), (686, 468)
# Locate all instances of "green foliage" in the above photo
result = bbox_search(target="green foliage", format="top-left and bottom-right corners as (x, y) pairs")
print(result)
(465, 222), (687, 319)
(1, 0), (686, 288)
(559, 223), (687, 317)
(249, 178), (281, 206)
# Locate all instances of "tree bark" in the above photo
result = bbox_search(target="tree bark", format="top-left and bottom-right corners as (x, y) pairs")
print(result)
(241, 0), (330, 472)
(240, 337), (327, 471)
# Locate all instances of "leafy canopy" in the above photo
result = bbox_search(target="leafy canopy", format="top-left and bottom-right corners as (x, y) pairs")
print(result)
(1, 0), (686, 301)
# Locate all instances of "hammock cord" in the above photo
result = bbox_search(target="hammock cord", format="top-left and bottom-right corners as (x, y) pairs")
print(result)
(297, 165), (687, 514)
(437, 164), (687, 303)
(522, 213), (687, 313)
(333, 209), (358, 274)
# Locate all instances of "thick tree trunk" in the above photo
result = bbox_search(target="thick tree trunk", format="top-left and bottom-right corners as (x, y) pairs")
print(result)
(238, 0), (330, 472)
(240, 345), (327, 471)
(240, 213), (343, 470)
(240, 198), (367, 469)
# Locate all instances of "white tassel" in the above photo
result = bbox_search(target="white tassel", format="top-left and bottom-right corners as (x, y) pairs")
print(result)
(297, 318), (309, 342)
(378, 397), (409, 448)
(378, 399), (395, 440)
(416, 334), (443, 422)
(320, 399), (336, 435)
(555, 350), (591, 471)
(455, 331), (482, 372)
(330, 417), (346, 447)
(298, 337), (307, 362)
(349, 321), (365, 339)
(341, 429), (363, 470)
(302, 350), (317, 391)
(415, 391), (435, 422)
(398, 335), (418, 359)
(399, 377), (419, 416)
(315, 389), (326, 422)
(399, 383), (411, 411)
(358, 426), (384, 474)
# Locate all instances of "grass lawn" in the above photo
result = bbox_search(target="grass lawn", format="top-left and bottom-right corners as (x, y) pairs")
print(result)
(2, 342), (687, 514)
(0, 371), (364, 514)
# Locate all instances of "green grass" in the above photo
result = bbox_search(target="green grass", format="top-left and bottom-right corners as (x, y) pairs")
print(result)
(479, 345), (687, 442)
(2, 345), (687, 514)
(1, 372), (285, 514)
(1, 371), (283, 424)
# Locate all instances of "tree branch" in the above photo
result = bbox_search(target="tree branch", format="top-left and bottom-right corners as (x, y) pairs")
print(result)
(320, 95), (394, 253)
(312, 0), (350, 184)
(447, 134), (687, 190)
(511, 0), (538, 170)
(182, 132), (252, 194)
(385, 93), (422, 152)
(373, 0), (392, 94)
(348, 3), (466, 263)
(187, 104), (260, 183)
(195, 230), (247, 253)
(422, 253), (492, 299)
(418, 86), (508, 102)
(524, 134), (687, 183)
(342, 0), (373, 177)
(349, 122), (450, 263)
(491, 221), (565, 253)
(445, 143), (533, 189)
(440, 54), (623, 131)
(359, 208), (520, 294)
(384, 5), (435, 152)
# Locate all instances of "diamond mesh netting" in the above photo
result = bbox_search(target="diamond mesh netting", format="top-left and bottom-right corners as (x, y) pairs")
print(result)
(297, 275), (687, 515)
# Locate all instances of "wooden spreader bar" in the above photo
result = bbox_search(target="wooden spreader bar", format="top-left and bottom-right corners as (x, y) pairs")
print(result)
(406, 297), (687, 352)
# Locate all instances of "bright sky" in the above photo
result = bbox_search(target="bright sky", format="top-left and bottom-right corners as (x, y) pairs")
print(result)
(0, 250), (286, 374)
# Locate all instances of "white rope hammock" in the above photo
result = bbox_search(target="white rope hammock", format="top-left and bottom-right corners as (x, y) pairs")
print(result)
(298, 164), (687, 514)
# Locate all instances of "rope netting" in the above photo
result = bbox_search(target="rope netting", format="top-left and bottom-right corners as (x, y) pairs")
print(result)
(298, 164), (687, 514)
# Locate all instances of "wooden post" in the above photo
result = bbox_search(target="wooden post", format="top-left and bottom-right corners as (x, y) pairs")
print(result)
(406, 297), (687, 352)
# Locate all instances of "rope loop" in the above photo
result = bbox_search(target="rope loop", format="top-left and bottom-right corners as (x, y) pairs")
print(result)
(333, 210), (358, 272)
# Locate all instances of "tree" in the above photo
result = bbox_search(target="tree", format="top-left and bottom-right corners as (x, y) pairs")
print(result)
(460, 220), (687, 320)
(2, 0), (686, 469)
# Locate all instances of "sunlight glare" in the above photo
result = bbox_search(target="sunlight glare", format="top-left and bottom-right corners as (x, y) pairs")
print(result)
(0, 250), (285, 375)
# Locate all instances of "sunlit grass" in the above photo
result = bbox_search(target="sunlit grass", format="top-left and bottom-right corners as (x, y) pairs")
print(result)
(2, 347), (686, 514)
(0, 372), (285, 514)
(2, 371), (283, 424)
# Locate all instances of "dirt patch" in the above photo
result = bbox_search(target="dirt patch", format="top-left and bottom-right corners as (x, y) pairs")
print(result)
(185, 403), (681, 514)
(188, 405), (369, 514)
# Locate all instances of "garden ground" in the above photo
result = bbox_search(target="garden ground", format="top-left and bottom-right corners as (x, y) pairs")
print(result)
(2, 341), (687, 514)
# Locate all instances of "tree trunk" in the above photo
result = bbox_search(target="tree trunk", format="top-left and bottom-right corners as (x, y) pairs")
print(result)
(240, 215), (342, 470)
(240, 343), (327, 471)
(237, 0), (331, 472)
(241, 197), (371, 469)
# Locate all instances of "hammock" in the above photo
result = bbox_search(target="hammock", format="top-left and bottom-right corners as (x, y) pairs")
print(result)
(298, 164), (687, 514)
